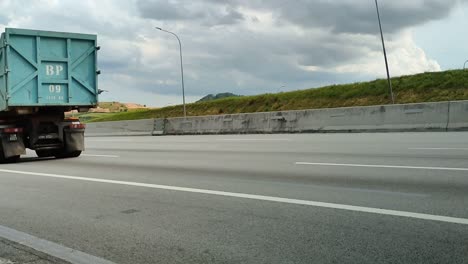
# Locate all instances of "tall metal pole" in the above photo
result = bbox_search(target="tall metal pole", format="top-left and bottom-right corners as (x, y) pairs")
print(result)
(375, 0), (395, 104)
(464, 60), (468, 70)
(156, 27), (187, 118)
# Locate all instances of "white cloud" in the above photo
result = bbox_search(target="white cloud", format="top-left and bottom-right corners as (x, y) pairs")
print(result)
(332, 31), (441, 76)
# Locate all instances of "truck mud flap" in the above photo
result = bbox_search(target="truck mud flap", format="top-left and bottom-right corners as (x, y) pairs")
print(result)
(1, 134), (26, 158)
(64, 129), (85, 152)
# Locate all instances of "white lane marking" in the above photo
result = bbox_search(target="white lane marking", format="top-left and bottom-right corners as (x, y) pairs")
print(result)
(295, 162), (468, 172)
(217, 138), (292, 141)
(312, 185), (428, 198)
(86, 139), (136, 143)
(0, 225), (116, 264)
(0, 169), (467, 225)
(81, 154), (119, 158)
(409, 147), (468, 150)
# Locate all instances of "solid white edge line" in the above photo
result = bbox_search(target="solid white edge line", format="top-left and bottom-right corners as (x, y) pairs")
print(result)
(81, 154), (120, 158)
(0, 225), (116, 264)
(409, 148), (468, 150)
(1, 168), (467, 226)
(295, 162), (468, 171)
(216, 139), (292, 141)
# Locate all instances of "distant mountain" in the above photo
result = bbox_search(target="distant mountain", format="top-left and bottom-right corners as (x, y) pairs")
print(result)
(197, 92), (241, 102)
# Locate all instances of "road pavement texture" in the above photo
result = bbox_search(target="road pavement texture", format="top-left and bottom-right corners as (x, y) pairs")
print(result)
(0, 132), (467, 264)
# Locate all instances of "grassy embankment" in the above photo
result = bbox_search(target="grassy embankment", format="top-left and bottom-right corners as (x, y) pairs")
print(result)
(83, 70), (468, 123)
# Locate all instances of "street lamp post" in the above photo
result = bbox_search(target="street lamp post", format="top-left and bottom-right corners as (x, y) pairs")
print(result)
(375, 0), (395, 104)
(155, 27), (186, 118)
(464, 60), (468, 70)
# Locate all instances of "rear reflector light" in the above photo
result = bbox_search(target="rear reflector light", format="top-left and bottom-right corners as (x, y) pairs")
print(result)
(69, 124), (86, 129)
(3, 127), (23, 133)
(65, 117), (80, 121)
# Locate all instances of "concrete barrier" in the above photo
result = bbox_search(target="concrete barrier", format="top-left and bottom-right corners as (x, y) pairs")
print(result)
(85, 119), (155, 137)
(85, 100), (468, 136)
(447, 101), (468, 131)
(161, 102), (451, 134)
(293, 102), (450, 132)
(163, 113), (271, 134)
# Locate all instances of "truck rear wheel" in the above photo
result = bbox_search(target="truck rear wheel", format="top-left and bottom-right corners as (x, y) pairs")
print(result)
(0, 154), (20, 164)
(55, 150), (82, 159)
(4, 155), (20, 163)
(36, 149), (57, 158)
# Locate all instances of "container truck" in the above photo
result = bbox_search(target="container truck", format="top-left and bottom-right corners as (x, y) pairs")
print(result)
(0, 28), (99, 162)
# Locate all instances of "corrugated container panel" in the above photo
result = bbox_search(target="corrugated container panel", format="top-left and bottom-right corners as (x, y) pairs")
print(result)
(0, 28), (98, 111)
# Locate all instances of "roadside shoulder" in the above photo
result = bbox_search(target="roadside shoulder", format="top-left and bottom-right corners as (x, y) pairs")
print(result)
(0, 238), (70, 264)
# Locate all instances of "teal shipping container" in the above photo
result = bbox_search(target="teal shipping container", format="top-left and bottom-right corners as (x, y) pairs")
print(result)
(0, 28), (98, 111)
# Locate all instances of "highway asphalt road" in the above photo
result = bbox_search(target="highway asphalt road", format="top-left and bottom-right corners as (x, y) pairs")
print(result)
(0, 132), (468, 264)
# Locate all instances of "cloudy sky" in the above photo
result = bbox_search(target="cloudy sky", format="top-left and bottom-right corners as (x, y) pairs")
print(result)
(0, 0), (466, 106)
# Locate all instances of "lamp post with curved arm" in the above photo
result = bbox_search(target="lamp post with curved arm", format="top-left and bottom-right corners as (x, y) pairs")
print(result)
(464, 60), (468, 70)
(156, 27), (186, 118)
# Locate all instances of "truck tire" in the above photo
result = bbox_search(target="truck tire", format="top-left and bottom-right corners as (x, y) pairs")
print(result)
(5, 155), (20, 163)
(0, 154), (20, 164)
(65, 151), (82, 158)
(55, 150), (82, 159)
(36, 150), (57, 158)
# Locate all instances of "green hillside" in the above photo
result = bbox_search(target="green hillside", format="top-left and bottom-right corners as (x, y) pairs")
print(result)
(85, 70), (468, 123)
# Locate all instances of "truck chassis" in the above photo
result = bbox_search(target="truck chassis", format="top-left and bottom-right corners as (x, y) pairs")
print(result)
(0, 109), (85, 163)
